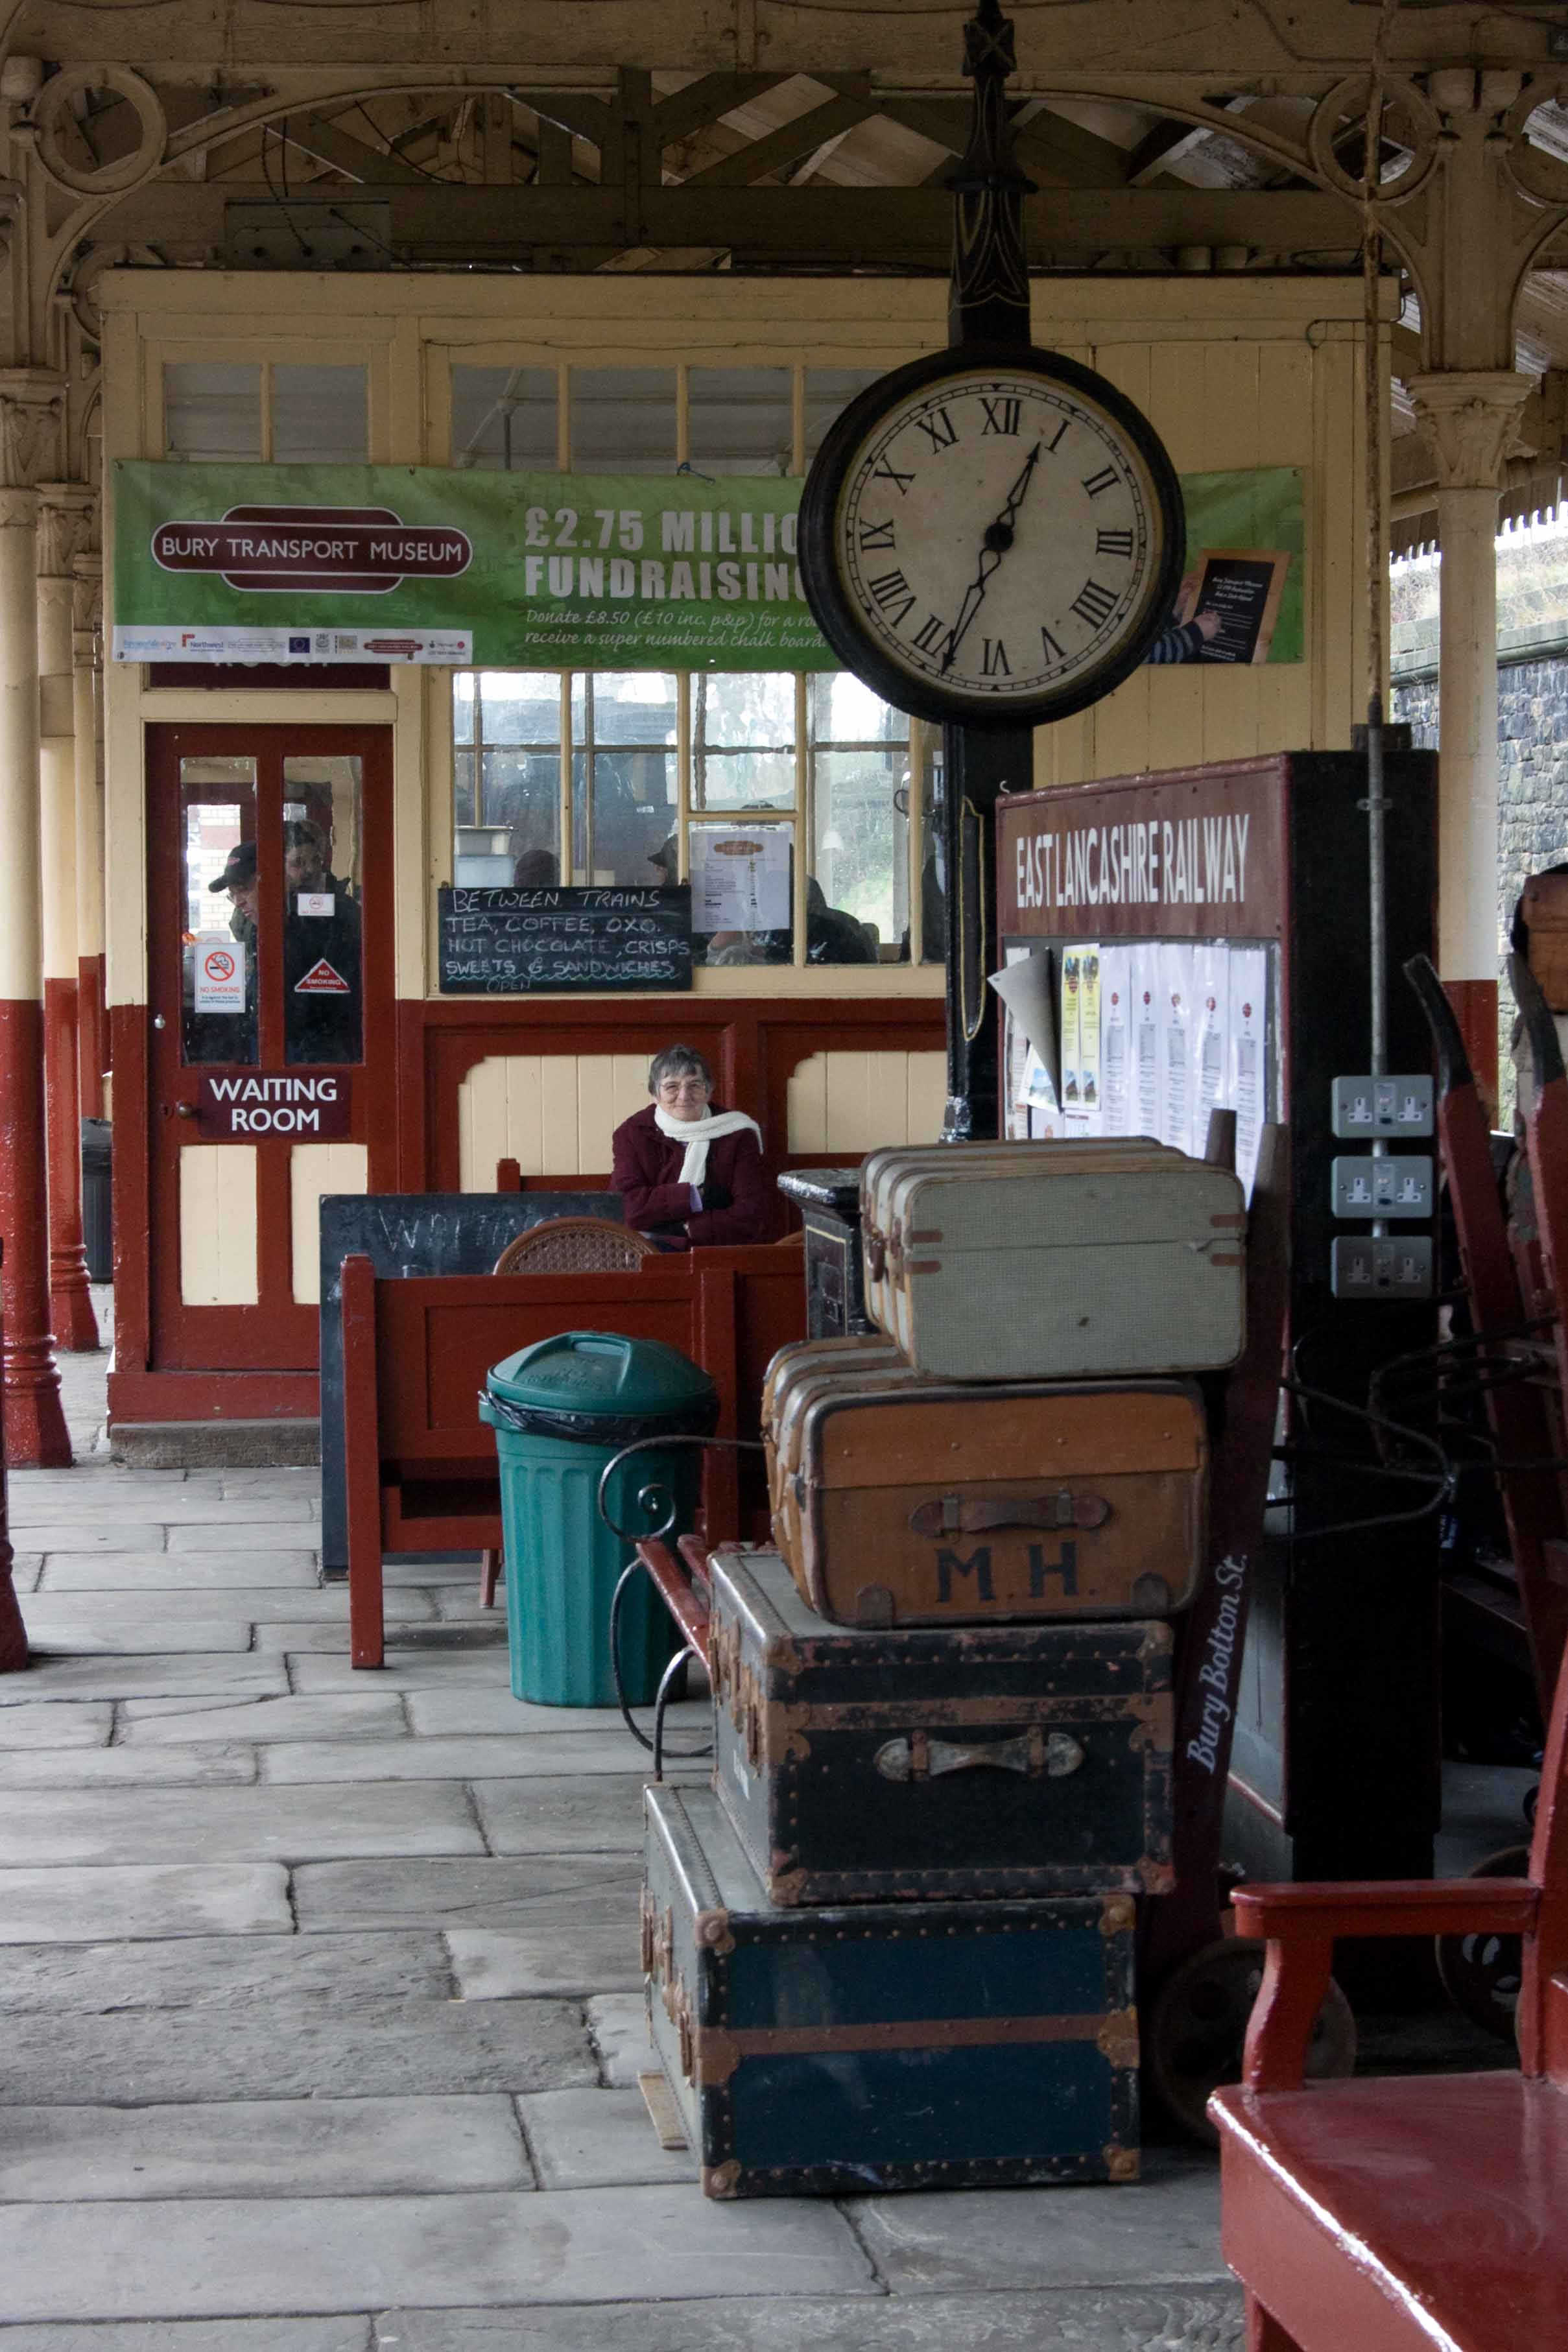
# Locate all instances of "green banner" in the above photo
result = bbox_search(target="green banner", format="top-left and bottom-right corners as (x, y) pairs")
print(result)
(111, 459), (833, 672)
(112, 457), (1303, 671)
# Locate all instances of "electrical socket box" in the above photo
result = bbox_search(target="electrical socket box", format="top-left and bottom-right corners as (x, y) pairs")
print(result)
(1330, 1235), (1434, 1299)
(1331, 1075), (1434, 1139)
(1331, 1155), (1434, 1218)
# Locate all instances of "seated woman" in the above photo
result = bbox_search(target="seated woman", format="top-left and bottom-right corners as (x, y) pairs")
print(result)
(612, 1044), (777, 1248)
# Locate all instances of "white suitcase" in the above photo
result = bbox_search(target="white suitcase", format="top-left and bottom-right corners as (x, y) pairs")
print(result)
(861, 1140), (1245, 1381)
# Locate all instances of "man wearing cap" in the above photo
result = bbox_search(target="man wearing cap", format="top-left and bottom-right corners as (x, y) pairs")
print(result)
(204, 829), (363, 1065)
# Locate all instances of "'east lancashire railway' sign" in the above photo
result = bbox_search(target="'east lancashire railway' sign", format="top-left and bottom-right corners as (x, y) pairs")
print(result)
(196, 1072), (353, 1137)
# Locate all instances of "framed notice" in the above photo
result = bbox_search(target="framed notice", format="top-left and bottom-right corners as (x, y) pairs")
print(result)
(1178, 547), (1290, 665)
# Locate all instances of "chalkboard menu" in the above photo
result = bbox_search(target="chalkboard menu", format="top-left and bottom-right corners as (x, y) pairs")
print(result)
(438, 885), (692, 993)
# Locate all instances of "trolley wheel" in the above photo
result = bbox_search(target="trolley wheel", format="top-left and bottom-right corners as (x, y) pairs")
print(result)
(1434, 1844), (1530, 2043)
(1145, 1936), (1357, 2148)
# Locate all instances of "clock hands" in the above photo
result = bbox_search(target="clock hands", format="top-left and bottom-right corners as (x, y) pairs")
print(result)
(941, 439), (1043, 674)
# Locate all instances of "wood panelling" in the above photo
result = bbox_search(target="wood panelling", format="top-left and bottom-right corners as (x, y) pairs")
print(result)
(291, 1143), (370, 1304)
(179, 1144), (257, 1305)
(418, 995), (946, 1194)
(457, 1051), (650, 1187)
(787, 1049), (946, 1154)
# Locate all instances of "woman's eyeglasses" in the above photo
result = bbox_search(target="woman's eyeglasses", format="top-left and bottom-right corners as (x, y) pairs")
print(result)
(658, 1079), (709, 1099)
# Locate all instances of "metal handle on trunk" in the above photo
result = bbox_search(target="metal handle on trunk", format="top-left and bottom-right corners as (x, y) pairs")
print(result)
(874, 1728), (1085, 1783)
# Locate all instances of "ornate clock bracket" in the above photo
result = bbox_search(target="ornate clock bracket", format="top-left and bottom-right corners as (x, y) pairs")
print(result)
(940, 0), (1036, 1142)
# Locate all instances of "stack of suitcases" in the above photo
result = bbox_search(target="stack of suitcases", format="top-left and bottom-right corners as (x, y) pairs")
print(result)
(643, 1137), (1248, 2198)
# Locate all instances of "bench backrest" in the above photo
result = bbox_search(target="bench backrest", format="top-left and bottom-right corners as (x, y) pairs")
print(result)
(342, 1242), (807, 1541)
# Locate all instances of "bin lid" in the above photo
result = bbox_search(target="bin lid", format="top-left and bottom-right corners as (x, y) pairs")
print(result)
(487, 1329), (717, 1421)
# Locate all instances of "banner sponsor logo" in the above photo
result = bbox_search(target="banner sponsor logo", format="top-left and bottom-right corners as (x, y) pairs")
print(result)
(152, 505), (472, 595)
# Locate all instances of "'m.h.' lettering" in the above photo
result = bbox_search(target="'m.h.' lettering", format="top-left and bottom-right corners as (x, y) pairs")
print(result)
(936, 1547), (994, 1603)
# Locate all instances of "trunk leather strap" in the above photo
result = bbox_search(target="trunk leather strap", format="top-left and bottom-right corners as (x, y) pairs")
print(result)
(909, 1489), (1111, 1537)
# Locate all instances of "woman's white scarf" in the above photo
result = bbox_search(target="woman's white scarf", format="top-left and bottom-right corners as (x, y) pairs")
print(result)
(653, 1103), (762, 1187)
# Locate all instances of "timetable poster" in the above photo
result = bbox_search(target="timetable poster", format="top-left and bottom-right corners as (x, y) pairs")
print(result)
(1132, 944), (1161, 1139)
(1157, 942), (1195, 1152)
(1229, 947), (1270, 1200)
(1190, 943), (1231, 1158)
(1099, 945), (1133, 1138)
(1078, 948), (1103, 1136)
(1060, 949), (1087, 1137)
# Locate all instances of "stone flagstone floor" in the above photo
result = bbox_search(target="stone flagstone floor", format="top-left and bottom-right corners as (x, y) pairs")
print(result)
(0, 1296), (1242, 2349)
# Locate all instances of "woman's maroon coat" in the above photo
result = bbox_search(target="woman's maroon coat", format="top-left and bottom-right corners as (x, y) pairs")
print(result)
(611, 1101), (777, 1246)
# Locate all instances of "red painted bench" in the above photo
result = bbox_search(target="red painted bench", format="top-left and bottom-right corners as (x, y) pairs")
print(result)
(340, 1242), (805, 1667)
(1210, 1630), (1568, 2352)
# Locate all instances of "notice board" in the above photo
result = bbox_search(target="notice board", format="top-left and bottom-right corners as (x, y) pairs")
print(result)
(438, 885), (692, 994)
(996, 750), (1444, 1894)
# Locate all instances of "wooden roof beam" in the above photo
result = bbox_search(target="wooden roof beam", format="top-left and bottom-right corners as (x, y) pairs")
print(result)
(274, 112), (435, 185)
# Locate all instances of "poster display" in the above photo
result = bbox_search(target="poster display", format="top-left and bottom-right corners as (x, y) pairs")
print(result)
(1190, 943), (1231, 1157)
(1132, 944), (1161, 1140)
(1099, 945), (1133, 1139)
(1156, 943), (1194, 1152)
(691, 824), (791, 934)
(997, 932), (1270, 1195)
(1078, 949), (1103, 1137)
(1060, 950), (1086, 1134)
(1229, 948), (1270, 1200)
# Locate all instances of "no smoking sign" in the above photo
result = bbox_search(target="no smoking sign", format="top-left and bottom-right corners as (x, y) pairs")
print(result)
(194, 940), (247, 1014)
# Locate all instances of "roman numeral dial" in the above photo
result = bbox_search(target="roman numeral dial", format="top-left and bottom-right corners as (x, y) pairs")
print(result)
(802, 348), (1183, 727)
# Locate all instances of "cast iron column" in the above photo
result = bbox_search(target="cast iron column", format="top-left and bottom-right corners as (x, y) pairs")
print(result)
(0, 374), (71, 1464)
(38, 482), (100, 1351)
(940, 0), (1036, 1142)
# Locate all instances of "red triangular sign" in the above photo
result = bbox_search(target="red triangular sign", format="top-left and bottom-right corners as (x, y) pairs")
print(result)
(295, 958), (351, 995)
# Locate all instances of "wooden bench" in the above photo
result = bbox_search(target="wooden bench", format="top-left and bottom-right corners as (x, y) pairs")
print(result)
(1209, 1630), (1568, 2352)
(340, 1241), (805, 1667)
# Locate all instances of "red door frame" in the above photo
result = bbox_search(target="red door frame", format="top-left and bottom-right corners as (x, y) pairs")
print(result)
(144, 721), (396, 1375)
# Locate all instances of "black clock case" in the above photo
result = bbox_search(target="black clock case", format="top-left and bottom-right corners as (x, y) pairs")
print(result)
(796, 340), (1187, 731)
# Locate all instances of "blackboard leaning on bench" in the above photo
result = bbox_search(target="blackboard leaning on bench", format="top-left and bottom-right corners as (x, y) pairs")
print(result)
(318, 1192), (621, 1574)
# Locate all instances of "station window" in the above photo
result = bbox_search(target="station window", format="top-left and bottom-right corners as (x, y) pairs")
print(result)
(453, 667), (944, 967)
(163, 361), (368, 463)
(445, 361), (888, 475)
(442, 359), (944, 967)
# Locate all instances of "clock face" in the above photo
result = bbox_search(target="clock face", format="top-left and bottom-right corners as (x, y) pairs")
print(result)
(798, 345), (1184, 728)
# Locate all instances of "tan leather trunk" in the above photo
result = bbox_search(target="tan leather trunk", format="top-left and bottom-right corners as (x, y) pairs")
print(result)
(763, 1335), (1208, 1628)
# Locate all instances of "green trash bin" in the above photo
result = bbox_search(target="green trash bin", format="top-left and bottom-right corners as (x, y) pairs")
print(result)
(479, 1330), (719, 1707)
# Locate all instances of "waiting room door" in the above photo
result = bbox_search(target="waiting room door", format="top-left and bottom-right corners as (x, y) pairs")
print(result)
(147, 724), (394, 1372)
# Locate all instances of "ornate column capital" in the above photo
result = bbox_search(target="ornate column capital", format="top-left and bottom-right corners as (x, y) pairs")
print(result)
(0, 370), (65, 495)
(1407, 370), (1535, 492)
(35, 482), (97, 582)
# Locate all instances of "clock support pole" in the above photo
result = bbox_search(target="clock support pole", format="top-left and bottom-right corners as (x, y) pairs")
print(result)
(940, 0), (1036, 1144)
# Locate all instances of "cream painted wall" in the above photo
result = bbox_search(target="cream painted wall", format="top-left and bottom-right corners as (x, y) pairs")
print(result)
(99, 270), (1386, 1014)
(455, 1044), (947, 1186)
(786, 1049), (947, 1155)
(457, 1051), (650, 1189)
(178, 1143), (257, 1305)
(290, 1142), (370, 1305)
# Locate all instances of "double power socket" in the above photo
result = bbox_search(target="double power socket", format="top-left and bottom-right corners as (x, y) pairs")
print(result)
(1328, 1075), (1435, 1300)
